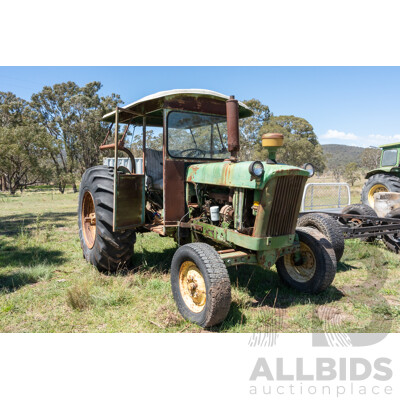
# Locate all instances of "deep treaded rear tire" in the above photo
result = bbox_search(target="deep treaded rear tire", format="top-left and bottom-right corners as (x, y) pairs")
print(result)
(361, 174), (400, 207)
(341, 203), (377, 242)
(276, 227), (337, 294)
(171, 243), (231, 327)
(382, 209), (400, 253)
(297, 213), (345, 262)
(78, 166), (136, 273)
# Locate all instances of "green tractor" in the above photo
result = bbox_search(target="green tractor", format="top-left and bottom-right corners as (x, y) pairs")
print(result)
(78, 89), (336, 327)
(361, 142), (400, 208)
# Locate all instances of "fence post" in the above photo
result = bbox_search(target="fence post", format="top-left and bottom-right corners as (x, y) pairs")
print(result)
(311, 185), (314, 209)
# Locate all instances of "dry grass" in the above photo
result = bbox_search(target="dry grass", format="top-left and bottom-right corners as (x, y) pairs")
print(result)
(1, 186), (400, 332)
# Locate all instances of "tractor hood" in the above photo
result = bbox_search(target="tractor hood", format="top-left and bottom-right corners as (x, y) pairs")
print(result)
(186, 161), (310, 189)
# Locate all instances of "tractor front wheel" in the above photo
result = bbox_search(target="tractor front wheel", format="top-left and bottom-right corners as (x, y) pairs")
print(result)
(78, 166), (136, 273)
(276, 227), (337, 293)
(170, 243), (231, 327)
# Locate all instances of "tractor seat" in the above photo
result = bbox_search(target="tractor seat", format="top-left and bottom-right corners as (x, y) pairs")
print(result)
(145, 148), (163, 191)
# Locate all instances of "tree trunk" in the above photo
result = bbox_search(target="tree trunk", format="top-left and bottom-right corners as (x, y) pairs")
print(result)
(58, 181), (65, 194)
(1, 175), (7, 191)
(72, 181), (78, 193)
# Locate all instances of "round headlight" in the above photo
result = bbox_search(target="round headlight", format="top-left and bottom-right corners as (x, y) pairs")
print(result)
(302, 163), (315, 177)
(249, 161), (264, 178)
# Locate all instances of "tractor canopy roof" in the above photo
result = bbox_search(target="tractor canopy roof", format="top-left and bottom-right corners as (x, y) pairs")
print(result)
(101, 89), (252, 126)
(379, 142), (400, 149)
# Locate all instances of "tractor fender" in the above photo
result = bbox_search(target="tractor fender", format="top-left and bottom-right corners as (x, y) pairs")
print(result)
(365, 168), (393, 179)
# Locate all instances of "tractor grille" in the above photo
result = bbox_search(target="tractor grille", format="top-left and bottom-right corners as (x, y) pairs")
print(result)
(265, 175), (307, 237)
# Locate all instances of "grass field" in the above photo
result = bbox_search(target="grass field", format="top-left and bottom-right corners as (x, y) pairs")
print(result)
(1, 187), (400, 333)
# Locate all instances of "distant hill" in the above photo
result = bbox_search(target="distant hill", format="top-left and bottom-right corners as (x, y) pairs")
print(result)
(322, 144), (365, 169)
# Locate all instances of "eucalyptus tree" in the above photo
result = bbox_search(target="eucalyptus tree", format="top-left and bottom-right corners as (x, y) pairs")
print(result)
(30, 81), (121, 193)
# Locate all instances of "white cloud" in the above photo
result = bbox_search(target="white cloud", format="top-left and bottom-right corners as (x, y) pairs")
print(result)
(366, 134), (400, 147)
(321, 129), (359, 141)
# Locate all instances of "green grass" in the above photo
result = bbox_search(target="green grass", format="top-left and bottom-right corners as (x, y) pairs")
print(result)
(1, 189), (400, 332)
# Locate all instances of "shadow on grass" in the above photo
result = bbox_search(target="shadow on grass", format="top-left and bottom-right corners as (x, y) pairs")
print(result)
(0, 212), (76, 236)
(337, 262), (359, 272)
(228, 264), (344, 310)
(211, 302), (246, 332)
(1, 270), (46, 292)
(0, 239), (65, 269)
(131, 247), (177, 274)
(0, 237), (65, 291)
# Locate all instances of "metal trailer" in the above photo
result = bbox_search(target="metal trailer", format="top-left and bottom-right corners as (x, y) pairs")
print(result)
(298, 183), (400, 256)
(300, 210), (400, 240)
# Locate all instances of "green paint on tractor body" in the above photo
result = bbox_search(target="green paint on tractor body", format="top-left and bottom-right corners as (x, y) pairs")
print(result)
(365, 142), (400, 179)
(185, 160), (309, 268)
(187, 161), (309, 189)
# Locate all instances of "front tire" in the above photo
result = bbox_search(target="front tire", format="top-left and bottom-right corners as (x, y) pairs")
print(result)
(361, 174), (400, 208)
(170, 243), (231, 327)
(276, 227), (337, 293)
(78, 166), (136, 273)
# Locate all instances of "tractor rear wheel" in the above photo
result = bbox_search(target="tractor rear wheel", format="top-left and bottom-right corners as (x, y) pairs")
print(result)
(78, 166), (136, 273)
(297, 212), (345, 262)
(170, 243), (231, 327)
(361, 174), (400, 208)
(276, 227), (337, 293)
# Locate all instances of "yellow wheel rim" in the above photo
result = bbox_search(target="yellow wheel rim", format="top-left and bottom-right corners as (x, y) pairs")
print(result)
(283, 242), (316, 283)
(179, 261), (206, 313)
(82, 191), (96, 249)
(368, 184), (388, 207)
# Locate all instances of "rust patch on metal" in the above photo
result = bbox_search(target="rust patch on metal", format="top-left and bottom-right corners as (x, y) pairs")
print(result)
(164, 97), (226, 116)
(82, 191), (96, 249)
(114, 174), (144, 229)
(164, 159), (185, 224)
(192, 224), (203, 232)
(218, 249), (236, 254)
(226, 96), (239, 160)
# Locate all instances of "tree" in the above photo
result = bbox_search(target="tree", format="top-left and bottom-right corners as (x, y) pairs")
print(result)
(130, 129), (163, 158)
(239, 99), (271, 161)
(0, 91), (55, 193)
(29, 81), (121, 193)
(0, 92), (27, 127)
(344, 162), (360, 186)
(0, 124), (55, 194)
(361, 147), (380, 170)
(254, 115), (326, 172)
(332, 166), (344, 182)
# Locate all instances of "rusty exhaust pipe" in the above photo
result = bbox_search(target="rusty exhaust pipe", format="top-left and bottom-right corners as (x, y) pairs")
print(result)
(226, 95), (240, 162)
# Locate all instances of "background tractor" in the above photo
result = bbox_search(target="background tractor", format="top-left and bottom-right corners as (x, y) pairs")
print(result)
(361, 142), (400, 208)
(77, 89), (337, 328)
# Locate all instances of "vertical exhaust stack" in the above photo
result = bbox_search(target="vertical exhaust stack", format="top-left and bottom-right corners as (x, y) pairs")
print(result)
(226, 95), (240, 162)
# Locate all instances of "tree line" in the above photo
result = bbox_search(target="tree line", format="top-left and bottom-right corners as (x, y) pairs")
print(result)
(0, 82), (120, 193)
(1, 81), (350, 194)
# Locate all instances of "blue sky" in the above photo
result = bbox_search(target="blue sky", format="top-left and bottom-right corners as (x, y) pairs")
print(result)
(1, 66), (400, 147)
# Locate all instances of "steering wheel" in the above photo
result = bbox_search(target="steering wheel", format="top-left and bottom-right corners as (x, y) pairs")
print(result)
(178, 148), (206, 158)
